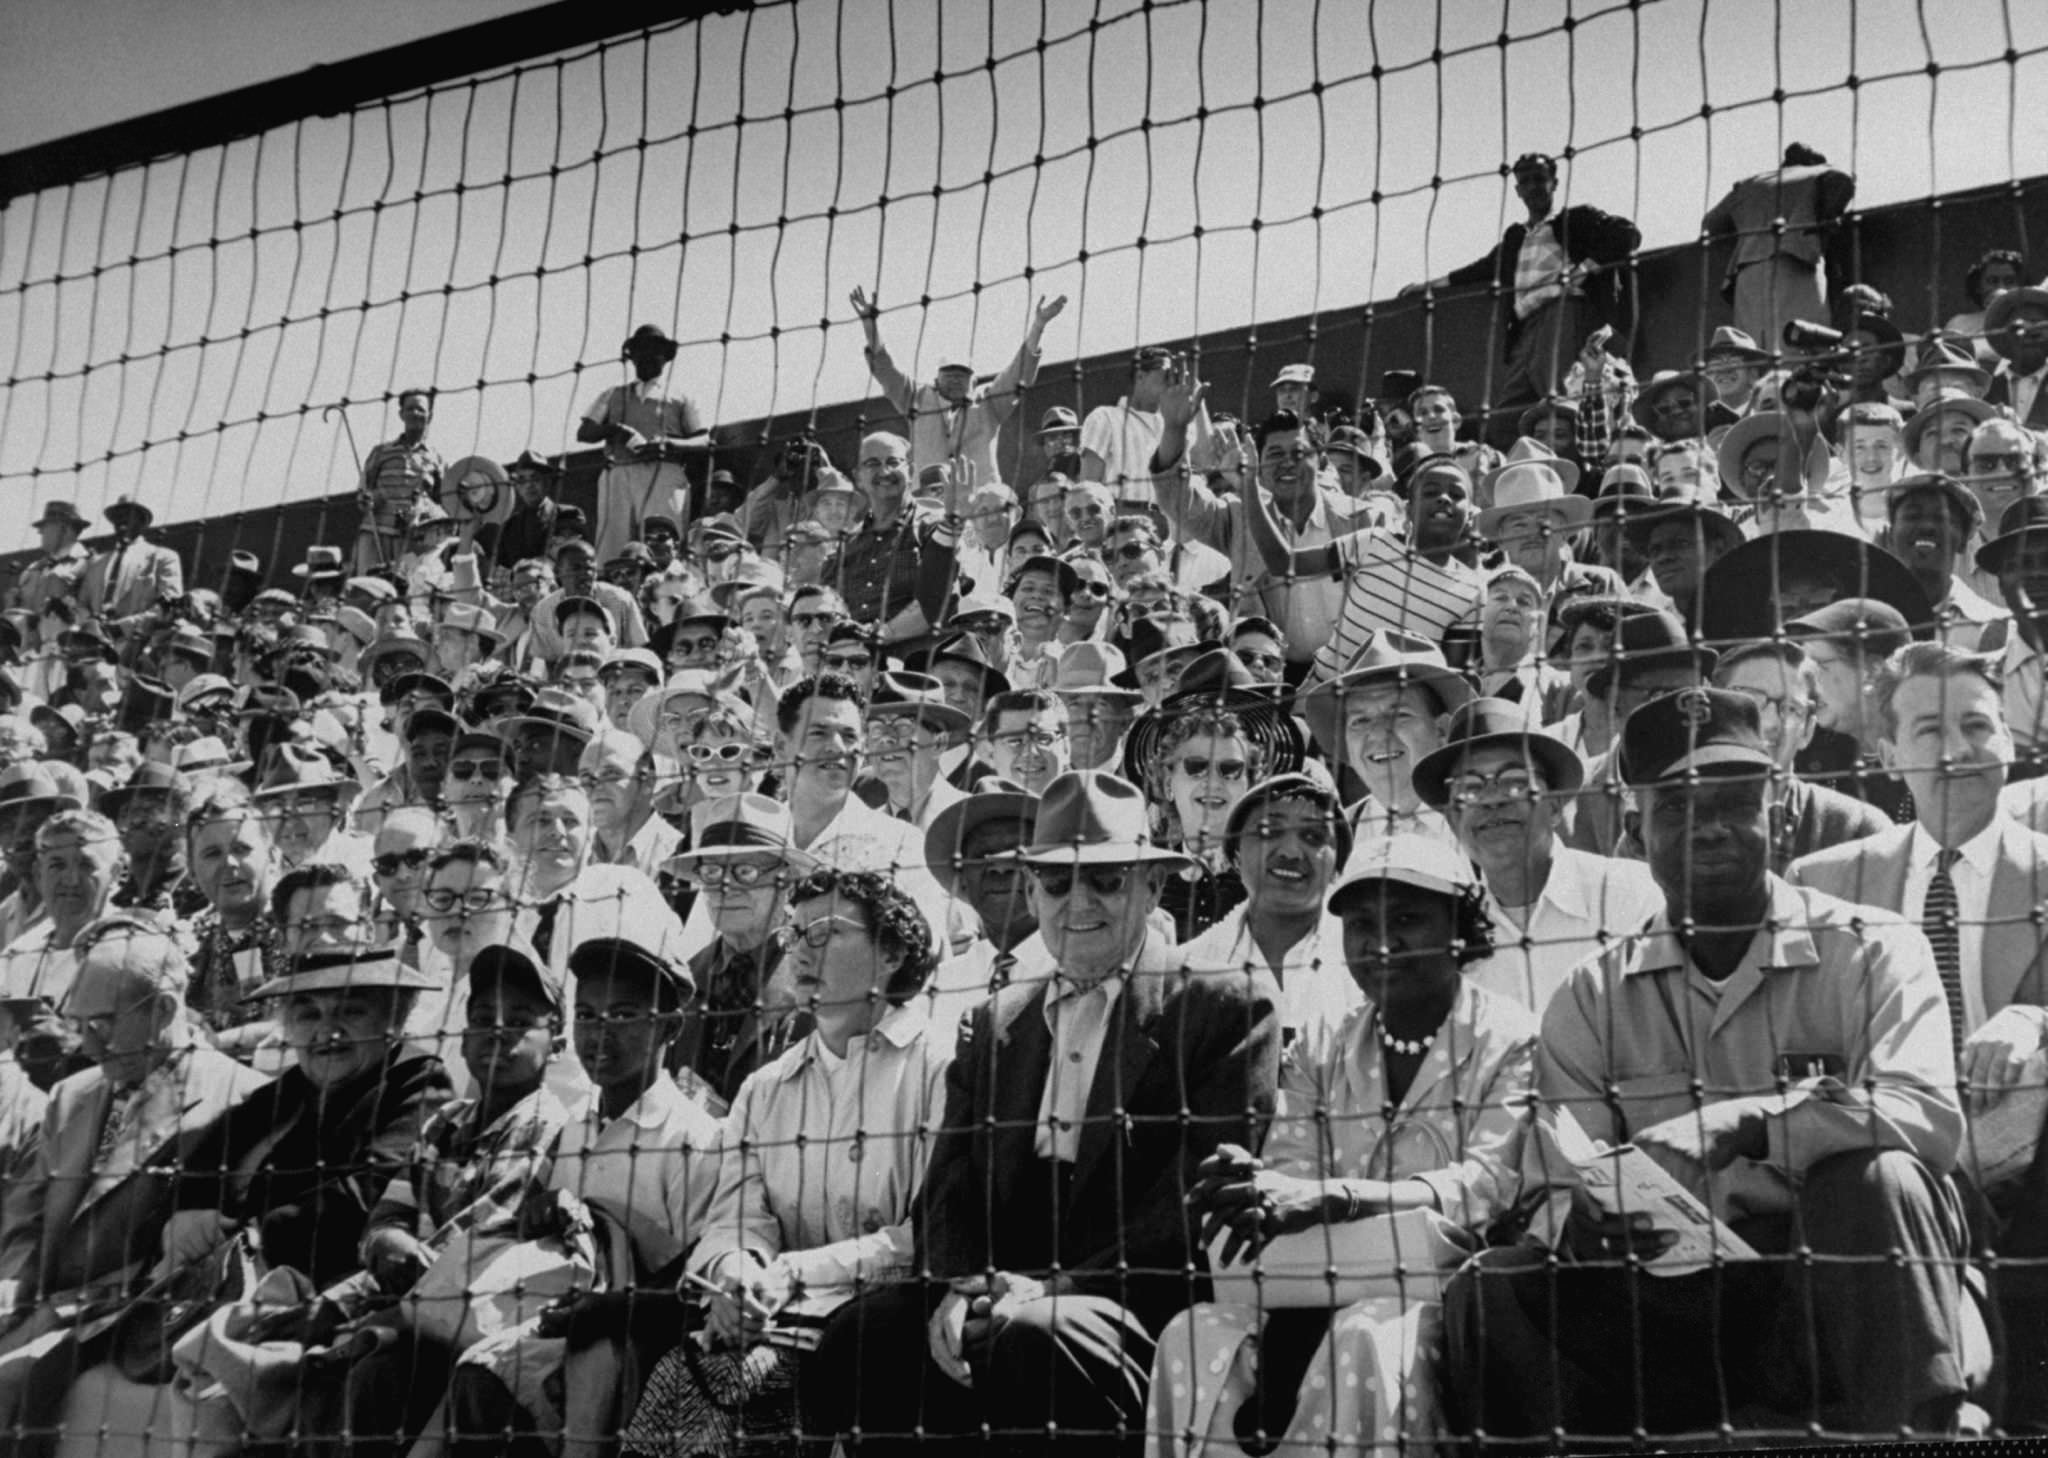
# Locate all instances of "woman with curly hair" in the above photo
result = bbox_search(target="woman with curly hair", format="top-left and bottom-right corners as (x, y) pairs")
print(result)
(620, 868), (950, 1458)
(1150, 835), (1539, 1458)
(1142, 707), (1270, 940)
(1946, 247), (2029, 355)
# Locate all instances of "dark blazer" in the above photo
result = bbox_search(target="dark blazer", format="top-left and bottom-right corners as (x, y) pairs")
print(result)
(1444, 205), (1642, 355)
(915, 937), (1281, 1328)
(1986, 366), (2048, 432)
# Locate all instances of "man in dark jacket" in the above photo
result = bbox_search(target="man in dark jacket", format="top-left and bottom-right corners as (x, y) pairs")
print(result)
(1407, 153), (1640, 441)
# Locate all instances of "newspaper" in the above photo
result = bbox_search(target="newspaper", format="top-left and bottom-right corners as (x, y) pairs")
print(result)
(1545, 1106), (1760, 1276)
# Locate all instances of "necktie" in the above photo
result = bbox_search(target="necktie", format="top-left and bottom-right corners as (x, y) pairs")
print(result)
(989, 950), (1018, 992)
(531, 896), (562, 962)
(1923, 848), (1966, 1063)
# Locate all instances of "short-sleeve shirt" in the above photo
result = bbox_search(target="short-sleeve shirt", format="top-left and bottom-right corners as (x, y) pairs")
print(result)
(1080, 398), (1165, 508)
(583, 382), (705, 463)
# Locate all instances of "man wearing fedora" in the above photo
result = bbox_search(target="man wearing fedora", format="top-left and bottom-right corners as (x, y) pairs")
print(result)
(864, 672), (972, 834)
(920, 779), (1053, 1040)
(803, 770), (1280, 1458)
(356, 386), (447, 573)
(1475, 440), (1628, 600)
(0, 918), (268, 1438)
(576, 323), (712, 563)
(1049, 642), (1143, 773)
(493, 450), (564, 572)
(78, 498), (182, 637)
(13, 504), (90, 625)
(1983, 285), (2048, 431)
(1702, 325), (1775, 414)
(850, 285), (1067, 487)
(1301, 633), (1471, 856)
(1412, 698), (1660, 1013)
(1701, 143), (1857, 349)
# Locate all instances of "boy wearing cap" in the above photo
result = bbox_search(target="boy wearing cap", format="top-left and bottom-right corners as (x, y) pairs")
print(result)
(1885, 474), (2005, 650)
(1448, 685), (1970, 1443)
(850, 285), (1066, 487)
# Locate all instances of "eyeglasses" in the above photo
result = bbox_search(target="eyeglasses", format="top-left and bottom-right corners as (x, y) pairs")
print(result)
(823, 652), (873, 671)
(1109, 541), (1156, 562)
(1447, 768), (1539, 802)
(1971, 453), (2028, 476)
(447, 758), (504, 782)
(689, 861), (779, 887)
(373, 847), (434, 877)
(582, 767), (638, 789)
(791, 611), (844, 630)
(1067, 504), (1106, 520)
(1175, 756), (1250, 782)
(685, 741), (757, 766)
(66, 997), (150, 1040)
(423, 886), (502, 915)
(776, 914), (869, 950)
(1235, 648), (1286, 673)
(1068, 580), (1113, 600)
(869, 733), (939, 760)
(672, 635), (719, 656)
(1725, 686), (1812, 721)
(990, 728), (1066, 752)
(1028, 864), (1132, 897)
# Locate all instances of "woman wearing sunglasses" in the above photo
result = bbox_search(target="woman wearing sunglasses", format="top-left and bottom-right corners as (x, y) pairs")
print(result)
(442, 729), (512, 841)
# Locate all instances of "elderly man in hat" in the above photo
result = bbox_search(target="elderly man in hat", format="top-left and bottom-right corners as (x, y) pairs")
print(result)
(864, 671), (973, 834)
(1412, 699), (1660, 1015)
(1701, 325), (1775, 413)
(13, 503), (90, 626)
(921, 779), (1053, 1038)
(850, 285), (1067, 486)
(576, 323), (711, 562)
(0, 918), (268, 1437)
(1150, 366), (1373, 673)
(1445, 685), (1972, 1444)
(1049, 642), (1141, 773)
(355, 386), (446, 572)
(1710, 640), (1891, 872)
(79, 498), (182, 636)
(1701, 143), (1857, 346)
(1408, 152), (1642, 434)
(803, 769), (1281, 1458)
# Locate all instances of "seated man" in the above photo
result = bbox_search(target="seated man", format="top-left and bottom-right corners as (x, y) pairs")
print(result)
(0, 918), (269, 1440)
(801, 771), (1281, 1458)
(1445, 688), (1971, 1443)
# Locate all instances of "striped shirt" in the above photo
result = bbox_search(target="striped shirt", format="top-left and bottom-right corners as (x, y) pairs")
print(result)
(1313, 530), (1481, 682)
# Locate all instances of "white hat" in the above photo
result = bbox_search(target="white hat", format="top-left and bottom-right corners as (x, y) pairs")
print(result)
(1327, 834), (1478, 915)
(1271, 363), (1316, 388)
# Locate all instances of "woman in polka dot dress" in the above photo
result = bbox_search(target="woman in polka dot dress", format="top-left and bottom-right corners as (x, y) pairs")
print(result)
(1147, 835), (1540, 1456)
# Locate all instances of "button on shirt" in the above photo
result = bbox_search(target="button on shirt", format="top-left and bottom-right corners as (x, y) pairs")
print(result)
(1899, 818), (2008, 1037)
(1036, 975), (1121, 1163)
(1174, 906), (1361, 1042)
(1464, 845), (1666, 1015)
(548, 1075), (723, 1273)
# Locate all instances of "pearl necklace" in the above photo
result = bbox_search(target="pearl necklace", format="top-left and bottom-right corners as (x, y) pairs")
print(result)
(1376, 1014), (1435, 1059)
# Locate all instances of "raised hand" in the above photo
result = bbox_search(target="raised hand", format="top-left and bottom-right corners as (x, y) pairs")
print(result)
(849, 285), (880, 322)
(1158, 356), (1208, 432)
(1034, 294), (1069, 330)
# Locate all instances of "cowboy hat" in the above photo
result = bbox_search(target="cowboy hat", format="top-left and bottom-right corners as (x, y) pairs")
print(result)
(1017, 770), (1190, 868)
(1299, 632), (1473, 762)
(865, 670), (973, 737)
(1695, 530), (1933, 650)
(1411, 697), (1586, 810)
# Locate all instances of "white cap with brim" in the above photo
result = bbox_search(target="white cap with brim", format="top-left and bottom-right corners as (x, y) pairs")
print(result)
(1327, 833), (1478, 916)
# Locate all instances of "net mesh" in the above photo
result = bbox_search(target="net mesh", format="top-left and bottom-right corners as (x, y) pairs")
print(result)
(4, 0), (2048, 1453)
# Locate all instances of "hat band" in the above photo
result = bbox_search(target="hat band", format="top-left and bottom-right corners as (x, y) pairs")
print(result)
(697, 822), (790, 853)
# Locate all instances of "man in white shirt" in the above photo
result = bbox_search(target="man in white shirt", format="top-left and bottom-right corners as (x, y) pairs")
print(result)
(579, 728), (682, 875)
(1412, 700), (1661, 1013)
(574, 324), (711, 563)
(1080, 345), (1184, 509)
(1299, 633), (1472, 856)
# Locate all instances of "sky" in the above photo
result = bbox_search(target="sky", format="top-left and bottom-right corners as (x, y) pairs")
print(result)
(3, 0), (2047, 530)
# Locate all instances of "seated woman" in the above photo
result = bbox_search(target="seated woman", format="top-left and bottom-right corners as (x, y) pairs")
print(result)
(53, 944), (454, 1457)
(621, 869), (950, 1458)
(1147, 835), (1538, 1458)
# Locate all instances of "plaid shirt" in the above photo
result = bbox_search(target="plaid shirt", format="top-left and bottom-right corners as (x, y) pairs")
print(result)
(368, 1084), (571, 1253)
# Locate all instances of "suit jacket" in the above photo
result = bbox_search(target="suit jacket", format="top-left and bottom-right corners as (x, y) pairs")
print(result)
(1985, 365), (2048, 432)
(915, 937), (1281, 1328)
(0, 1040), (268, 1303)
(1701, 163), (1857, 286)
(1444, 204), (1641, 354)
(79, 538), (184, 625)
(1789, 819), (2048, 1020)
(1774, 778), (1894, 876)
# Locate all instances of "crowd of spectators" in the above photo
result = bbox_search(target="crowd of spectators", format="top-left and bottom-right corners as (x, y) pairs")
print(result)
(7, 142), (2048, 1455)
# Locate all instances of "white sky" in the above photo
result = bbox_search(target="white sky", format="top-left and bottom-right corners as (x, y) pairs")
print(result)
(2, 0), (2046, 529)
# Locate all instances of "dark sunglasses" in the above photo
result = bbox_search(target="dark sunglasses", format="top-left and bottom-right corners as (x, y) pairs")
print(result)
(1069, 580), (1114, 599)
(373, 847), (435, 877)
(1109, 541), (1156, 562)
(448, 758), (504, 782)
(1028, 864), (1132, 897)
(824, 652), (873, 671)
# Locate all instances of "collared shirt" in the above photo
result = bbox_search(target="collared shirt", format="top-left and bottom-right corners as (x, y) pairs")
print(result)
(1037, 973), (1122, 1162)
(925, 933), (1054, 1047)
(1936, 575), (2008, 652)
(549, 1075), (723, 1273)
(690, 1000), (948, 1293)
(583, 381), (704, 465)
(370, 1083), (571, 1250)
(1080, 398), (1166, 508)
(87, 1031), (201, 1204)
(822, 504), (955, 629)
(1174, 905), (1361, 1042)
(1513, 218), (1572, 318)
(865, 342), (1041, 487)
(1900, 817), (2011, 1035)
(1342, 799), (1461, 863)
(0, 923), (78, 1010)
(2013, 362), (2048, 430)
(14, 544), (88, 618)
(594, 813), (684, 876)
(1539, 875), (1961, 1218)
(1318, 531), (1483, 682)
(1463, 843), (1665, 1015)
(360, 437), (446, 527)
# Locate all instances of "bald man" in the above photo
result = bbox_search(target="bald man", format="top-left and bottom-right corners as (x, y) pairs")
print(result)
(0, 918), (267, 1436)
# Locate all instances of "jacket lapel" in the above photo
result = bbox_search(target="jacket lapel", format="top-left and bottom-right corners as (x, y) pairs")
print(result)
(1070, 946), (1170, 1194)
(992, 984), (1055, 1185)
(40, 1076), (113, 1253)
(1983, 843), (2048, 1012)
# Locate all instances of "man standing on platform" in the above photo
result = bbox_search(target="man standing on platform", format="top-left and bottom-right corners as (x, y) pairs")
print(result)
(577, 324), (711, 562)
(1702, 143), (1858, 350)
(13, 504), (90, 625)
(356, 386), (446, 573)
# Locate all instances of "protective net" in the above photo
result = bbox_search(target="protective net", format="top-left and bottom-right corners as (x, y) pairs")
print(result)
(4, 0), (2048, 1452)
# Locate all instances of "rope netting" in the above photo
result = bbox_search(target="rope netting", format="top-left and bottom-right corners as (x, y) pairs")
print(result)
(2, 0), (2048, 1454)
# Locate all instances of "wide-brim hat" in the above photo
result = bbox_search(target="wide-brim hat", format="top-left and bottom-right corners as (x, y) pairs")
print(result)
(924, 779), (1039, 897)
(32, 502), (87, 531)
(0, 764), (85, 816)
(1299, 632), (1474, 762)
(1048, 641), (1142, 701)
(443, 454), (508, 511)
(1702, 325), (1773, 365)
(379, 670), (456, 710)
(115, 677), (179, 735)
(438, 601), (505, 650)
(464, 678), (540, 728)
(245, 944), (439, 1002)
(1621, 498), (1747, 558)
(1902, 394), (1998, 460)
(177, 673), (237, 712)
(1712, 412), (1833, 501)
(1904, 334), (1993, 391)
(866, 670), (973, 736)
(250, 745), (361, 808)
(626, 672), (724, 747)
(172, 736), (252, 777)
(664, 791), (817, 876)
(291, 546), (347, 581)
(1695, 529), (1934, 651)
(359, 631), (431, 677)
(497, 687), (603, 748)
(1121, 649), (1306, 787)
(707, 558), (785, 608)
(1976, 495), (2048, 576)
(100, 761), (192, 818)
(1476, 454), (1589, 537)
(61, 625), (117, 662)
(1631, 370), (1708, 430)
(105, 496), (155, 530)
(909, 634), (1013, 698)
(1411, 697), (1586, 810)
(29, 702), (85, 749)
(1017, 770), (1190, 868)
(507, 448), (560, 478)
(1982, 286), (2048, 362)
(622, 323), (681, 361)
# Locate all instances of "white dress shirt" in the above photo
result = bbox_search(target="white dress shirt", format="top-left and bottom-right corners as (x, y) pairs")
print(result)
(1463, 843), (1666, 1014)
(1036, 973), (1121, 1162)
(1174, 905), (1361, 1042)
(1900, 816), (2009, 1035)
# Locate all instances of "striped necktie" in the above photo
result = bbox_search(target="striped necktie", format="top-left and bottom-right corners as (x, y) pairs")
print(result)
(1923, 847), (1965, 1064)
